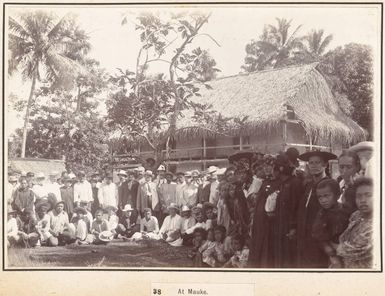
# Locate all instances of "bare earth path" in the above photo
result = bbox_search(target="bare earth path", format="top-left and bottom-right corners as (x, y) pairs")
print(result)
(7, 239), (194, 268)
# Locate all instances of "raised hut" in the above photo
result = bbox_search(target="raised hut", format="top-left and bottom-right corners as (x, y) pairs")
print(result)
(138, 63), (366, 172)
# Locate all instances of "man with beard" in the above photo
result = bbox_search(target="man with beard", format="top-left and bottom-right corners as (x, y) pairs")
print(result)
(295, 150), (337, 268)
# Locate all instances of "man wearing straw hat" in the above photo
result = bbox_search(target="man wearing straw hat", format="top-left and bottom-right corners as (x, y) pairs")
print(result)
(136, 170), (159, 216)
(159, 202), (183, 244)
(46, 171), (62, 202)
(158, 171), (177, 225)
(180, 171), (198, 208)
(98, 173), (118, 209)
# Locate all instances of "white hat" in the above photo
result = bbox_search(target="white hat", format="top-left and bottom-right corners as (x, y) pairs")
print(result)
(8, 176), (18, 182)
(181, 205), (190, 212)
(117, 170), (127, 177)
(68, 173), (76, 179)
(184, 171), (192, 177)
(20, 171), (27, 177)
(122, 204), (134, 212)
(349, 141), (374, 153)
(137, 166), (145, 173)
(168, 203), (179, 210)
(144, 170), (153, 176)
(216, 168), (227, 175)
(36, 172), (45, 179)
(206, 166), (218, 174)
(157, 164), (166, 171)
(49, 171), (59, 176)
(98, 231), (114, 242)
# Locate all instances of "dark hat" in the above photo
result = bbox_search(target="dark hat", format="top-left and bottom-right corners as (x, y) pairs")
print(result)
(203, 202), (215, 210)
(91, 172), (100, 177)
(26, 172), (35, 177)
(77, 171), (86, 177)
(36, 202), (50, 212)
(176, 172), (185, 176)
(228, 150), (259, 164)
(165, 171), (174, 177)
(55, 201), (65, 207)
(286, 147), (300, 161)
(73, 207), (87, 215)
(62, 176), (72, 182)
(298, 150), (337, 162)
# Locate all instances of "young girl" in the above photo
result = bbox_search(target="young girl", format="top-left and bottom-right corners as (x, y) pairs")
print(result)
(311, 179), (350, 268)
(201, 225), (227, 267)
(189, 227), (207, 267)
(223, 234), (249, 268)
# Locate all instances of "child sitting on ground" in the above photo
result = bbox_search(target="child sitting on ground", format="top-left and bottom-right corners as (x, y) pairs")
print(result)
(223, 234), (249, 268)
(201, 225), (227, 267)
(91, 209), (111, 244)
(105, 206), (119, 236)
(311, 178), (350, 268)
(7, 209), (20, 247)
(35, 203), (55, 246)
(71, 207), (89, 244)
(188, 227), (207, 267)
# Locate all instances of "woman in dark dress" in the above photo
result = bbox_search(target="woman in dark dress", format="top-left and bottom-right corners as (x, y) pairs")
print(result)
(248, 155), (280, 268)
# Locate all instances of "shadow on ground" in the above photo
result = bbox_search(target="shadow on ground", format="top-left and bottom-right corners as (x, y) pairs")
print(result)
(7, 239), (194, 268)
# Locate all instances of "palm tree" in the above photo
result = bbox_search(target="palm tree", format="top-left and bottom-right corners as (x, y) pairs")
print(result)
(8, 10), (91, 158)
(243, 18), (303, 72)
(303, 29), (333, 59)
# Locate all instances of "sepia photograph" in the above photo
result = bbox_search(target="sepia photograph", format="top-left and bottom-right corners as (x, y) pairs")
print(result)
(2, 2), (381, 273)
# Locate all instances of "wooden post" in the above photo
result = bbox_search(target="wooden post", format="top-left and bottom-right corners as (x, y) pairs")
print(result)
(309, 135), (313, 151)
(282, 107), (288, 151)
(202, 136), (207, 170)
(239, 136), (243, 151)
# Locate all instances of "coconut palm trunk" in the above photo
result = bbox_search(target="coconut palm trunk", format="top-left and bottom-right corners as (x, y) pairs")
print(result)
(21, 68), (37, 158)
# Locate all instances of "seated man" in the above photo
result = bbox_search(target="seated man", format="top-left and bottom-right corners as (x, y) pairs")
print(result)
(90, 209), (111, 244)
(48, 201), (75, 246)
(116, 204), (140, 239)
(35, 202), (56, 246)
(7, 209), (21, 247)
(70, 207), (89, 244)
(15, 209), (40, 248)
(159, 203), (183, 245)
(180, 205), (196, 246)
(132, 208), (160, 240)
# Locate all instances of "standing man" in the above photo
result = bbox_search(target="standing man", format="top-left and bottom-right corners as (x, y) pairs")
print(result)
(136, 170), (159, 217)
(155, 165), (167, 188)
(175, 172), (186, 207)
(46, 171), (62, 202)
(180, 171), (198, 208)
(98, 174), (118, 209)
(158, 172), (177, 224)
(295, 150), (337, 268)
(12, 177), (35, 213)
(60, 177), (74, 220)
(73, 171), (93, 208)
(136, 166), (146, 184)
(32, 173), (49, 206)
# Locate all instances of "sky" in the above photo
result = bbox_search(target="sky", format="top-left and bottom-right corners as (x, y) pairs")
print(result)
(5, 4), (381, 136)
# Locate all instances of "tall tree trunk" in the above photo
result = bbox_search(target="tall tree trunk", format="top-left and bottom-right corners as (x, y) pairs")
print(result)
(21, 70), (37, 158)
(75, 85), (81, 113)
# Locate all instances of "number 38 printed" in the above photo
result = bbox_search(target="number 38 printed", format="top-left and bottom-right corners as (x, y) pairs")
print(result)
(153, 289), (162, 295)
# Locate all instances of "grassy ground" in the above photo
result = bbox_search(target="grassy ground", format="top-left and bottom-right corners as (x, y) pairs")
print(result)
(7, 239), (194, 268)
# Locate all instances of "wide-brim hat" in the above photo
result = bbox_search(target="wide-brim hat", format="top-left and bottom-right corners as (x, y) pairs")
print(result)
(191, 170), (200, 177)
(104, 205), (118, 212)
(62, 176), (72, 183)
(349, 141), (374, 153)
(144, 170), (153, 176)
(228, 151), (259, 163)
(26, 172), (35, 177)
(36, 202), (50, 212)
(203, 202), (215, 210)
(73, 207), (87, 215)
(98, 231), (114, 242)
(68, 173), (77, 179)
(167, 203), (179, 210)
(36, 172), (45, 179)
(165, 171), (174, 177)
(157, 164), (166, 171)
(181, 205), (191, 212)
(55, 201), (65, 208)
(216, 168), (227, 176)
(206, 166), (218, 175)
(298, 150), (337, 162)
(8, 176), (18, 182)
(117, 170), (127, 177)
(137, 166), (145, 173)
(122, 204), (133, 212)
(184, 171), (192, 177)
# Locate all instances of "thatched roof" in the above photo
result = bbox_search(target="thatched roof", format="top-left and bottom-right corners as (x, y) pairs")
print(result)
(8, 158), (66, 176)
(176, 63), (366, 144)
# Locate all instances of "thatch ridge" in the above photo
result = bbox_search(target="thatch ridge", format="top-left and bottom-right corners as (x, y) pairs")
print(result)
(175, 63), (366, 144)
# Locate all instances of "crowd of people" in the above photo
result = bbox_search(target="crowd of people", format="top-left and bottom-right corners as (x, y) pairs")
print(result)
(6, 141), (374, 269)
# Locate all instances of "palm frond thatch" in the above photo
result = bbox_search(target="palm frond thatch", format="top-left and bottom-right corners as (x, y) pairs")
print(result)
(176, 63), (366, 144)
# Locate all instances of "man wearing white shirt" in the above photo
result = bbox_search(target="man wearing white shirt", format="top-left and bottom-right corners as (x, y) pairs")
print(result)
(175, 172), (186, 206)
(159, 203), (183, 243)
(32, 173), (49, 204)
(98, 174), (118, 208)
(46, 171), (62, 201)
(180, 171), (198, 208)
(73, 171), (93, 207)
(208, 174), (219, 206)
